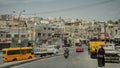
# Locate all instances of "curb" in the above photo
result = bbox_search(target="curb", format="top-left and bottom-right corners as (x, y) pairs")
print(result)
(0, 53), (63, 68)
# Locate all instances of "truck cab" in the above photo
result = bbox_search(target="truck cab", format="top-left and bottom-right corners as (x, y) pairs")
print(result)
(89, 37), (105, 58)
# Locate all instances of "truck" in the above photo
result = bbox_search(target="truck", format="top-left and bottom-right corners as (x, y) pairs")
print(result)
(33, 45), (59, 57)
(115, 45), (120, 58)
(89, 37), (105, 58)
(113, 35), (120, 45)
(89, 31), (110, 58)
(99, 44), (120, 63)
(98, 32), (110, 42)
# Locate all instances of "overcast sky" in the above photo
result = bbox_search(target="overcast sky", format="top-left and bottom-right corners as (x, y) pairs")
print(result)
(0, 0), (120, 21)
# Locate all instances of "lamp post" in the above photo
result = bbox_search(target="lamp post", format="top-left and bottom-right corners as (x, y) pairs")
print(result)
(12, 11), (15, 24)
(18, 10), (25, 45)
(34, 22), (37, 41)
(16, 10), (25, 58)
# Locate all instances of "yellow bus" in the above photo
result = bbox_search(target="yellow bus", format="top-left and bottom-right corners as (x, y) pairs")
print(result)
(2, 47), (35, 62)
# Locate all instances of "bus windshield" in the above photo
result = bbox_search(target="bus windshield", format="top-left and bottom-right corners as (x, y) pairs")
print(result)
(2, 51), (6, 54)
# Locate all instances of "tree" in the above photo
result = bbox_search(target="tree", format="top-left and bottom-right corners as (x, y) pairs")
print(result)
(115, 21), (118, 24)
(107, 20), (114, 24)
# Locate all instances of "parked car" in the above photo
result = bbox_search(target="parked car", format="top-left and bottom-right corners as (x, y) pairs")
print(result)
(76, 46), (83, 52)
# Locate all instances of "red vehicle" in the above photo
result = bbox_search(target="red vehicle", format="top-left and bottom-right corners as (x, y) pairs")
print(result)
(98, 32), (110, 41)
(76, 47), (83, 52)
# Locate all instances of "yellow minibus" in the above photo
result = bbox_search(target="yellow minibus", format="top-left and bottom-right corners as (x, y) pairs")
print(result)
(2, 47), (35, 62)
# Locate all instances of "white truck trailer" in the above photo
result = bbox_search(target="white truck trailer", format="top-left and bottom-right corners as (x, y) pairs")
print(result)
(33, 45), (59, 57)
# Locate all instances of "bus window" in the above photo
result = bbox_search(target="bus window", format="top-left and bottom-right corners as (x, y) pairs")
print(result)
(21, 50), (27, 54)
(27, 49), (32, 53)
(7, 50), (20, 55)
(21, 49), (33, 54)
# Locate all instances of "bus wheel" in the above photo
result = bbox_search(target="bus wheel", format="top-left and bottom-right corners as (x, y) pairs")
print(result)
(13, 58), (17, 61)
(28, 56), (32, 59)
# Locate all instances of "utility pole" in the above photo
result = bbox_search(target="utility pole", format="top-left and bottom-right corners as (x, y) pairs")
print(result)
(104, 22), (107, 43)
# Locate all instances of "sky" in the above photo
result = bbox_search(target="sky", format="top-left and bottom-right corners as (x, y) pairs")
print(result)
(0, 0), (120, 21)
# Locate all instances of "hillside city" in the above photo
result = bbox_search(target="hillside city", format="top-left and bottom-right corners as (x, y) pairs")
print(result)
(0, 14), (120, 47)
(0, 14), (120, 68)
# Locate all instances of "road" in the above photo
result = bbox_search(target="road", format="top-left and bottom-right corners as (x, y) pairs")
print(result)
(11, 45), (120, 68)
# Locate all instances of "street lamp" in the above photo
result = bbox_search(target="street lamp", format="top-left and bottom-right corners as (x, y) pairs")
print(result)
(17, 10), (25, 46)
(16, 10), (25, 58)
(12, 11), (15, 24)
(34, 22), (37, 41)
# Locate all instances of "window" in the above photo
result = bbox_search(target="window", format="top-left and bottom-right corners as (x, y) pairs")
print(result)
(3, 51), (6, 54)
(48, 27), (51, 30)
(27, 34), (29, 37)
(44, 27), (46, 30)
(14, 34), (19, 38)
(7, 50), (20, 55)
(38, 33), (41, 36)
(0, 34), (3, 37)
(21, 50), (27, 54)
(43, 33), (45, 36)
(75, 30), (78, 33)
(22, 49), (33, 54)
(27, 49), (33, 53)
(21, 35), (25, 38)
(48, 34), (51, 36)
(6, 34), (11, 38)
(21, 49), (32, 54)
(52, 28), (54, 31)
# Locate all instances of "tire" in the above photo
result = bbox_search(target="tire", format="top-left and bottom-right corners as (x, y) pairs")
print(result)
(28, 56), (32, 59)
(13, 58), (17, 61)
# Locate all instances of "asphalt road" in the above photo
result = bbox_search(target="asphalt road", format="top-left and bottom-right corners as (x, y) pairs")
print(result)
(11, 45), (120, 68)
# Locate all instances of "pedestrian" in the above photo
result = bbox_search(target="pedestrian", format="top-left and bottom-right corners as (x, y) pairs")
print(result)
(97, 45), (105, 67)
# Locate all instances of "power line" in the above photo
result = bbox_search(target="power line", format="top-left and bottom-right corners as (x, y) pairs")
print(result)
(24, 0), (115, 15)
